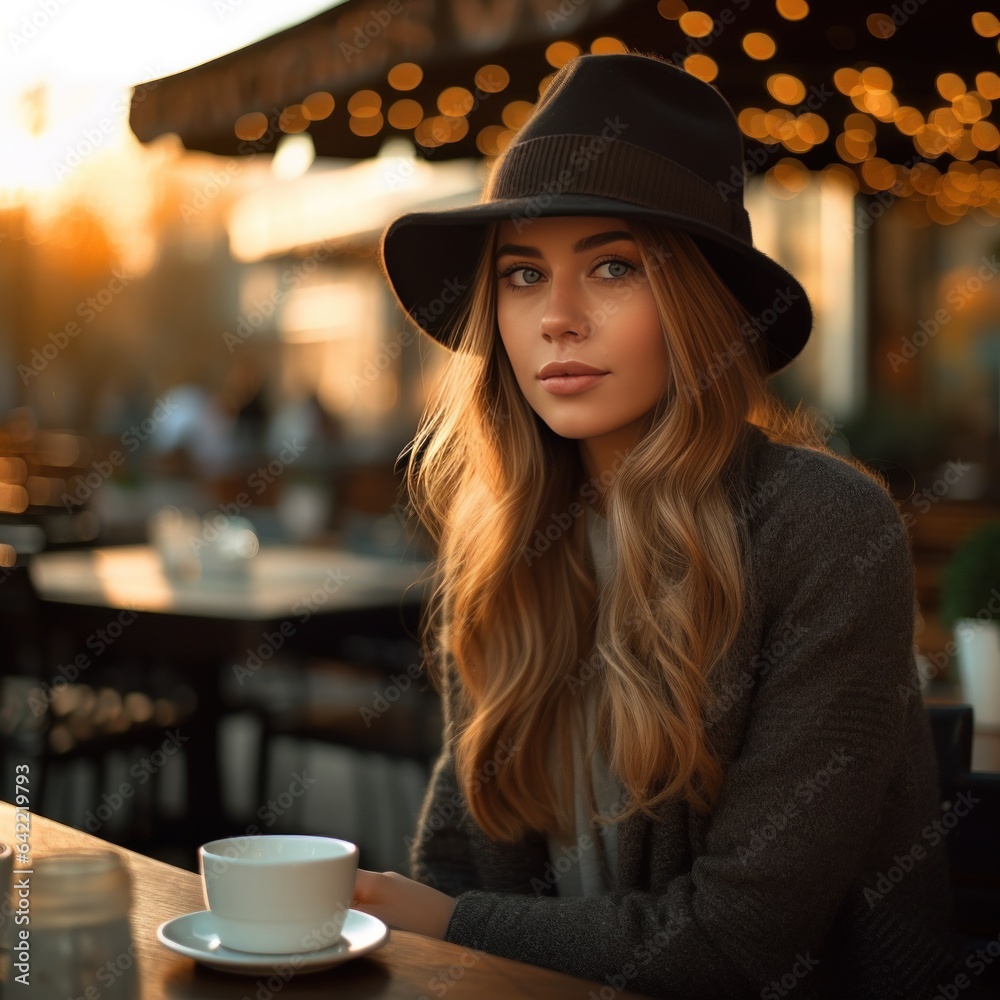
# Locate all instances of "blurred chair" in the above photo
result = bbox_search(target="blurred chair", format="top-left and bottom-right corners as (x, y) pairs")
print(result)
(0, 528), (196, 848)
(241, 636), (442, 867)
(927, 704), (973, 781)
(925, 705), (1000, 992)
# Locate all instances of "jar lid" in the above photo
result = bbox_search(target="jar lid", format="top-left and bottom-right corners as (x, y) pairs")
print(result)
(30, 852), (131, 929)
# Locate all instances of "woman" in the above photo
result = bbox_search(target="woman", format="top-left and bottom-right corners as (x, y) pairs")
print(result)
(353, 50), (963, 999)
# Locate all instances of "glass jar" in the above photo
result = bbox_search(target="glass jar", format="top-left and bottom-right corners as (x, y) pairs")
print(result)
(5, 852), (138, 1000)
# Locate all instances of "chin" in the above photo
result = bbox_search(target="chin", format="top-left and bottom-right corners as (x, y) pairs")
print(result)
(537, 415), (616, 441)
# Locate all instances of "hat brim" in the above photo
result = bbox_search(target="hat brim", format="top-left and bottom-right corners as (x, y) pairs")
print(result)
(379, 194), (812, 376)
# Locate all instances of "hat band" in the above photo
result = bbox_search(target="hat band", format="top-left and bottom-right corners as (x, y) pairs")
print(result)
(485, 133), (751, 242)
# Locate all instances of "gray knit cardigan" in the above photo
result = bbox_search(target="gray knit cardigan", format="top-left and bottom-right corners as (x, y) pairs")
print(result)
(409, 425), (967, 999)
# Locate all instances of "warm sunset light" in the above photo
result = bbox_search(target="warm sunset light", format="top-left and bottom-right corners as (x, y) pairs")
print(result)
(0, 0), (337, 201)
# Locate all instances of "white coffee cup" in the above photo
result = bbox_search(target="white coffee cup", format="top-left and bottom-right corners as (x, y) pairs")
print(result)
(199, 835), (358, 954)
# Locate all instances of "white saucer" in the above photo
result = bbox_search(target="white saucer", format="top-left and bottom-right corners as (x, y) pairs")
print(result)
(157, 909), (389, 974)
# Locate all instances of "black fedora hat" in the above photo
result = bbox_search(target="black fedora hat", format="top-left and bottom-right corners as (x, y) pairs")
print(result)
(379, 51), (812, 375)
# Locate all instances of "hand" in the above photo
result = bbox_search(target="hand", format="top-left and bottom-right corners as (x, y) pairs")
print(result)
(352, 869), (457, 940)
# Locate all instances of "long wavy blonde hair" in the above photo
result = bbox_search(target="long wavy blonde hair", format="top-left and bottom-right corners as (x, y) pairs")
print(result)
(403, 217), (877, 845)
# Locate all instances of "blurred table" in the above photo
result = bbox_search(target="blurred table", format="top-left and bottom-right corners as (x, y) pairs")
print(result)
(27, 546), (432, 839)
(0, 804), (656, 1000)
(30, 545), (429, 618)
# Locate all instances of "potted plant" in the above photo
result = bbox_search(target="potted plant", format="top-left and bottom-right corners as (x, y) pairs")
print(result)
(940, 522), (1000, 727)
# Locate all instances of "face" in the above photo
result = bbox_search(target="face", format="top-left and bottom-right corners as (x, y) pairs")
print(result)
(494, 215), (669, 470)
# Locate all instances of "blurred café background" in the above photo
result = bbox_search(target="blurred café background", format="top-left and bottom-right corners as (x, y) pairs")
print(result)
(1, 0), (999, 871)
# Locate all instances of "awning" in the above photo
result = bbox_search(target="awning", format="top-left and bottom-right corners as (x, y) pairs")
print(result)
(128, 1), (1000, 172)
(129, 0), (645, 160)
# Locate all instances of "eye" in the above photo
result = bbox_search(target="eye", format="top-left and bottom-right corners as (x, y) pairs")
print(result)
(497, 264), (543, 289)
(594, 257), (638, 281)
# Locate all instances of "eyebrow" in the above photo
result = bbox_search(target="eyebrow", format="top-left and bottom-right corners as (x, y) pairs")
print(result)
(494, 230), (636, 259)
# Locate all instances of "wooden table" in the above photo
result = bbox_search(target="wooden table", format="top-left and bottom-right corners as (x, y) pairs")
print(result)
(0, 804), (655, 1000)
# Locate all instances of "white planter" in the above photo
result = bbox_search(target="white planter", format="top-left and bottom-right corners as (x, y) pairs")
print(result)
(954, 618), (1000, 728)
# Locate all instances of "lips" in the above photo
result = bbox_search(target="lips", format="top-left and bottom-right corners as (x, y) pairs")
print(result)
(537, 361), (608, 379)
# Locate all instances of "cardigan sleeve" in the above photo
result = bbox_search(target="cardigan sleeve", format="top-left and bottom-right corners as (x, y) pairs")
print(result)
(432, 457), (937, 999)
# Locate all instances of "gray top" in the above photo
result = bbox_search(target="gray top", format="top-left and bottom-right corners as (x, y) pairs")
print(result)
(544, 503), (622, 897)
(409, 426), (963, 998)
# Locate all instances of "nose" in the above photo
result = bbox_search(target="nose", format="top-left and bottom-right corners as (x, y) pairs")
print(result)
(538, 272), (590, 342)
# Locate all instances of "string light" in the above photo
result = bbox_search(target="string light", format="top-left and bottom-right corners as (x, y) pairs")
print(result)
(501, 101), (534, 130)
(767, 73), (806, 104)
(656, 0), (687, 20)
(349, 112), (383, 137)
(866, 13), (895, 38)
(347, 91), (381, 117)
(387, 100), (422, 130)
(301, 93), (334, 121)
(437, 87), (474, 117)
(678, 10), (713, 37)
(278, 105), (308, 133)
(387, 64), (422, 90)
(776, 0), (809, 21)
(684, 54), (718, 82)
(590, 37), (627, 54)
(742, 32), (776, 59)
(936, 73), (966, 101)
(545, 41), (581, 67)
(971, 11), (1000, 37)
(214, 7), (1000, 216)
(475, 65), (510, 92)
